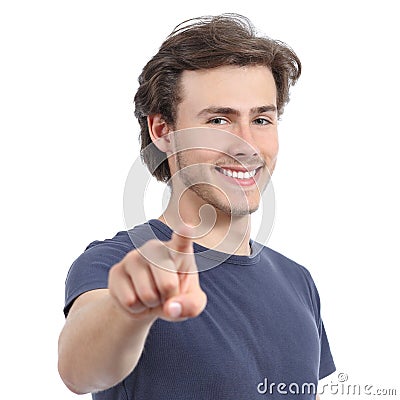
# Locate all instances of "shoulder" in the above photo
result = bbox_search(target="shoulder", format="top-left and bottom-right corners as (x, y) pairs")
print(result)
(258, 245), (321, 314)
(68, 231), (133, 274)
(64, 221), (158, 315)
(77, 219), (160, 260)
(260, 244), (314, 282)
(68, 219), (166, 276)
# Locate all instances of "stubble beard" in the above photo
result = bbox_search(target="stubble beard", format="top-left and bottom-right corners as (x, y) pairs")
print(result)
(175, 152), (260, 217)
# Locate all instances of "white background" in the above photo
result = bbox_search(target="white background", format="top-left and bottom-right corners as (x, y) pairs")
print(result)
(1, 0), (398, 398)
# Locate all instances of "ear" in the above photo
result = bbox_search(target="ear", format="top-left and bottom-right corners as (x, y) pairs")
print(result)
(147, 114), (172, 153)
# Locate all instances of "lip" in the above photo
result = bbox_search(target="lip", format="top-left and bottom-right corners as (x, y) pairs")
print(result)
(215, 166), (262, 187)
(216, 165), (263, 172)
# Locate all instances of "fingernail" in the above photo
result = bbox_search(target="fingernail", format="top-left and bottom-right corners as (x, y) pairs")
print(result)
(168, 302), (182, 318)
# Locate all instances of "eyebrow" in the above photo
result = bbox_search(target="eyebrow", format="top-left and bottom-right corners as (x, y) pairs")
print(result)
(197, 105), (277, 117)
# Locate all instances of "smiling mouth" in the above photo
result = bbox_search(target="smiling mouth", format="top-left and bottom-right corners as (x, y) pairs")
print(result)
(215, 166), (260, 179)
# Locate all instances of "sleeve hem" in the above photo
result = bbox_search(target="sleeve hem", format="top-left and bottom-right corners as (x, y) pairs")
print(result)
(319, 362), (336, 380)
(64, 282), (109, 317)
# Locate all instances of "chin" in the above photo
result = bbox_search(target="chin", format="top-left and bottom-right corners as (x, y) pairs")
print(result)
(215, 202), (260, 217)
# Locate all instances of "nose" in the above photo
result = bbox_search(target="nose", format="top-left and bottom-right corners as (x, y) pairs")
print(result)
(226, 123), (260, 159)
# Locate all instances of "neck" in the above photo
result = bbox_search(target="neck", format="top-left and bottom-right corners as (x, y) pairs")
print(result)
(158, 186), (252, 256)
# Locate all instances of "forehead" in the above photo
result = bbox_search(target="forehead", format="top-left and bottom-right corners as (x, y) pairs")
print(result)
(178, 65), (277, 110)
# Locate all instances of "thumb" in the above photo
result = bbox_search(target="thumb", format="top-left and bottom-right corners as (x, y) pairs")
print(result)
(163, 284), (207, 320)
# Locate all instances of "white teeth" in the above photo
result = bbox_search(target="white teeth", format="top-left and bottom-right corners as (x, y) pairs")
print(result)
(219, 167), (258, 179)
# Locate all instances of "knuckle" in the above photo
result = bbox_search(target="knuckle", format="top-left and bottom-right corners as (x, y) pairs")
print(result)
(122, 293), (146, 313)
(124, 249), (140, 264)
(109, 261), (122, 276)
(123, 294), (137, 309)
(138, 290), (160, 306)
(160, 260), (178, 273)
(108, 266), (116, 282)
(142, 239), (163, 253)
(159, 278), (179, 295)
(108, 265), (121, 287)
(140, 240), (170, 266)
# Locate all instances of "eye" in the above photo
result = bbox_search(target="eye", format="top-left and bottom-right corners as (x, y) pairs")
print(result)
(253, 117), (271, 126)
(207, 117), (229, 125)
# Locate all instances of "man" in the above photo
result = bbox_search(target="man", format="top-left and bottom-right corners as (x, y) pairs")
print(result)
(58, 14), (336, 399)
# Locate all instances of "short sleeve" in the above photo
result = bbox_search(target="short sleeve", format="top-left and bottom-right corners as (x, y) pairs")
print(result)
(318, 318), (336, 379)
(63, 237), (133, 317)
(302, 268), (336, 380)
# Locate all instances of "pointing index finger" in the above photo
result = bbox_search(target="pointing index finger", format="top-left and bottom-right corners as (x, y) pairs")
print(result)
(168, 224), (195, 254)
(166, 224), (198, 273)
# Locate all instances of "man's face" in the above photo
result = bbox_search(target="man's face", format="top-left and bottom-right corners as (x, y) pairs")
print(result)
(169, 65), (279, 216)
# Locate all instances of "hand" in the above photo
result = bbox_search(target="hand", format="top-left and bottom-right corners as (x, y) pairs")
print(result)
(108, 224), (207, 322)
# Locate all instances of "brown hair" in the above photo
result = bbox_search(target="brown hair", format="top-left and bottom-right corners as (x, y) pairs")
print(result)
(134, 13), (301, 182)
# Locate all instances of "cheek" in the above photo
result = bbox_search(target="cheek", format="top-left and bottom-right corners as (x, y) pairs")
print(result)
(188, 149), (221, 165)
(175, 150), (219, 171)
(259, 134), (279, 159)
(273, 137), (279, 156)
